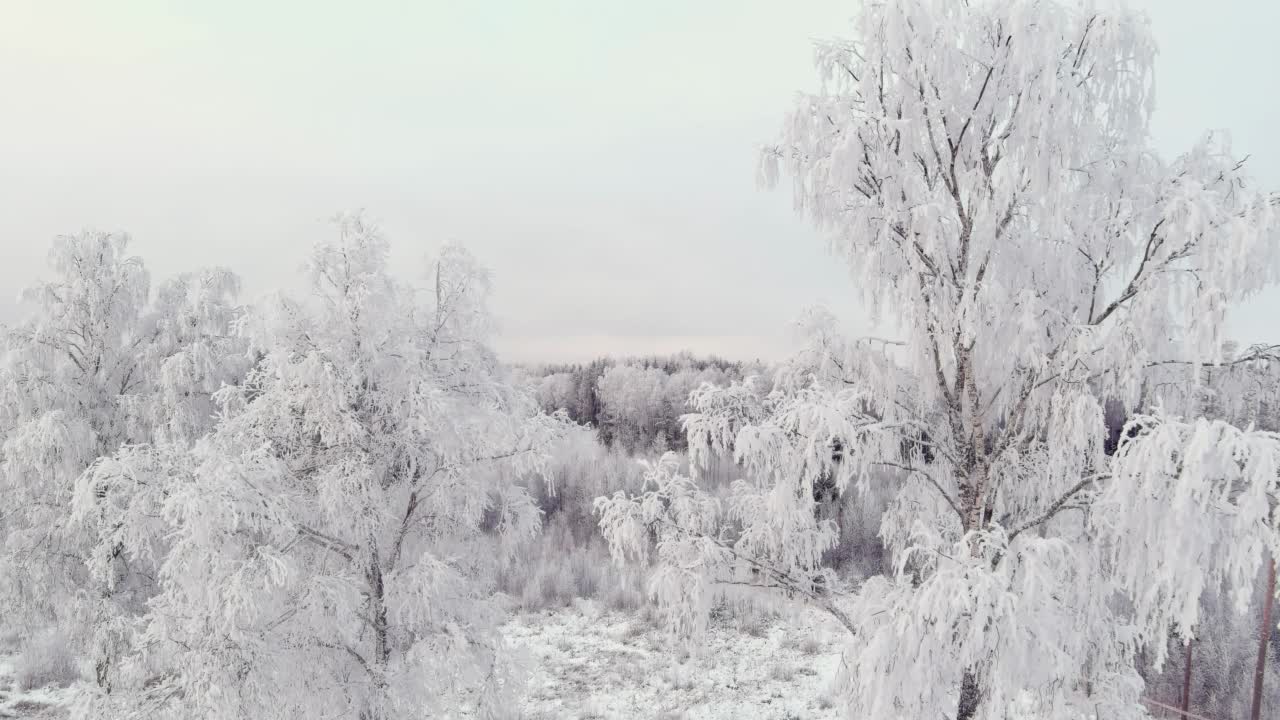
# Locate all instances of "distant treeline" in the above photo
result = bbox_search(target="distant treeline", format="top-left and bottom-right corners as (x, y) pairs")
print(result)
(526, 352), (768, 454)
(526, 353), (1147, 457)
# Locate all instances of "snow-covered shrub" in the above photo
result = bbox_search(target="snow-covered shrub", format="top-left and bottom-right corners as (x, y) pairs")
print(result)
(524, 426), (648, 539)
(491, 426), (651, 612)
(496, 514), (647, 613)
(15, 629), (78, 691)
(769, 662), (796, 682)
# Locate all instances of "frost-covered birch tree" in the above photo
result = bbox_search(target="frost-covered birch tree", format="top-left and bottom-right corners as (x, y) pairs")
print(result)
(0, 231), (245, 687)
(598, 2), (1280, 718)
(0, 233), (147, 622)
(76, 214), (561, 720)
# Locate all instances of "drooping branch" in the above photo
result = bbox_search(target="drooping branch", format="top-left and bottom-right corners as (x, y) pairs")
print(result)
(296, 525), (357, 563)
(872, 460), (963, 523)
(651, 517), (858, 636)
(1008, 474), (1107, 542)
(1145, 344), (1280, 370)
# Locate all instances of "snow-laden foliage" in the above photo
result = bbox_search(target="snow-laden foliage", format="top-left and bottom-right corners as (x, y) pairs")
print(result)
(599, 2), (1280, 718)
(593, 362), (744, 454)
(0, 231), (245, 688)
(1097, 413), (1280, 666)
(73, 214), (563, 720)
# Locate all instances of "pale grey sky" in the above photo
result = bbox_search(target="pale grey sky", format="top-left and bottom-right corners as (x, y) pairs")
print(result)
(1, 1), (1277, 362)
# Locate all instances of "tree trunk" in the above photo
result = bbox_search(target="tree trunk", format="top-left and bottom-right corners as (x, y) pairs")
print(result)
(1251, 557), (1276, 720)
(957, 670), (982, 720)
(369, 561), (389, 667)
(1180, 638), (1194, 719)
(363, 551), (390, 720)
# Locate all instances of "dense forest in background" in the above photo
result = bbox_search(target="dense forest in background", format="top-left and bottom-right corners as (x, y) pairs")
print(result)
(525, 353), (1140, 458)
(525, 353), (766, 453)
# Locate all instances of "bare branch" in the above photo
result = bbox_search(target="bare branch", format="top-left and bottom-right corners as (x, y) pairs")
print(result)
(1008, 474), (1106, 542)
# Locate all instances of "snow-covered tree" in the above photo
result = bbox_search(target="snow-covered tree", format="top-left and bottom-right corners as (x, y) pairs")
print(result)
(598, 2), (1280, 718)
(535, 372), (578, 418)
(1111, 346), (1280, 719)
(0, 232), (149, 681)
(0, 231), (245, 688)
(597, 364), (669, 453)
(75, 266), (247, 688)
(76, 214), (562, 720)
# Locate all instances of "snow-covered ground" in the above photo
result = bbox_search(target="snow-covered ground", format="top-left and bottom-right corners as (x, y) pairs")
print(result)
(507, 601), (846, 720)
(0, 657), (73, 719)
(0, 603), (847, 719)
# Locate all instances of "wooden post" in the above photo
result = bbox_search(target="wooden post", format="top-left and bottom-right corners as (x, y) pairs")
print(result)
(1250, 557), (1277, 720)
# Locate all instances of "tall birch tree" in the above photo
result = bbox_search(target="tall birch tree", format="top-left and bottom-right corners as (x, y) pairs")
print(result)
(598, 2), (1280, 718)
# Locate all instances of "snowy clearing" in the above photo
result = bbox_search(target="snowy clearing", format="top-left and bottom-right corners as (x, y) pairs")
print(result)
(0, 657), (73, 719)
(1, 603), (847, 720)
(505, 601), (845, 720)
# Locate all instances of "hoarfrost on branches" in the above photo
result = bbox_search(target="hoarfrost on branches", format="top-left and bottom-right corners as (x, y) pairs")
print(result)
(71, 214), (564, 719)
(0, 231), (246, 689)
(599, 1), (1280, 718)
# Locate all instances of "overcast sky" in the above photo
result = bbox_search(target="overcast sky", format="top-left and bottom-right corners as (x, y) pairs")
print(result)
(2, 0), (1277, 363)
